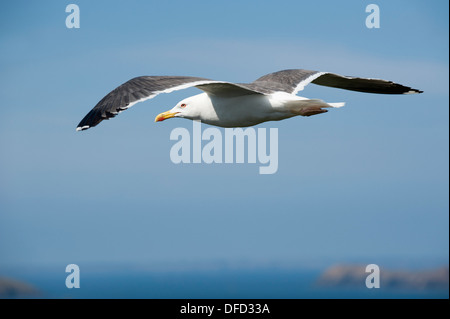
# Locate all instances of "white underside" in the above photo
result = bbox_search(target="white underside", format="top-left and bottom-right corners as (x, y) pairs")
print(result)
(176, 92), (345, 127)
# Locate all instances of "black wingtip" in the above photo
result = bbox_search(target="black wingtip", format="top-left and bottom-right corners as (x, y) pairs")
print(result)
(76, 125), (90, 132)
(405, 88), (423, 94)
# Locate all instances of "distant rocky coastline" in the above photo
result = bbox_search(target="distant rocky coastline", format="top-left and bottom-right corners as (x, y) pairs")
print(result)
(0, 277), (40, 298)
(316, 264), (449, 290)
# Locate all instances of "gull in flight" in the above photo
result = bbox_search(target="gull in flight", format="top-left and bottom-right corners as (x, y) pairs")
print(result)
(76, 69), (422, 131)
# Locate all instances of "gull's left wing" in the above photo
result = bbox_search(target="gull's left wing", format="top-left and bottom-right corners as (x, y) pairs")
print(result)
(252, 69), (423, 95)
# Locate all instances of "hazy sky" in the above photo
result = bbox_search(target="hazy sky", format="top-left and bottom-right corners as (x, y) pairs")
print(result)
(0, 0), (448, 270)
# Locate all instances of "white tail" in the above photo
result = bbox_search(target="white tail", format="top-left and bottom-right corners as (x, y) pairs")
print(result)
(285, 98), (345, 116)
(327, 102), (345, 108)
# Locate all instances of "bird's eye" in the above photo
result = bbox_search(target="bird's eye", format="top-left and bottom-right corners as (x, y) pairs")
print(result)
(180, 103), (187, 108)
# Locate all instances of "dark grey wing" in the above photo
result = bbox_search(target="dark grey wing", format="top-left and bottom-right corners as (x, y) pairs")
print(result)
(76, 76), (263, 131)
(311, 73), (423, 94)
(77, 76), (210, 131)
(252, 69), (322, 94)
(252, 69), (423, 95)
(196, 82), (265, 97)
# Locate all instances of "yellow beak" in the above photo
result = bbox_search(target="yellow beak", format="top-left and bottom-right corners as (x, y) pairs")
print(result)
(155, 111), (178, 122)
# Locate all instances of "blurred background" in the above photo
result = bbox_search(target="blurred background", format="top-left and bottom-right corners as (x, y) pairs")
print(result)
(0, 0), (448, 298)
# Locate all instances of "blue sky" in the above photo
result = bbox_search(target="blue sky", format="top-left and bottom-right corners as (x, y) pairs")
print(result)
(0, 0), (448, 272)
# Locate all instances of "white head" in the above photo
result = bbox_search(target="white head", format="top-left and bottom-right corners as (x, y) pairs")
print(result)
(155, 93), (210, 123)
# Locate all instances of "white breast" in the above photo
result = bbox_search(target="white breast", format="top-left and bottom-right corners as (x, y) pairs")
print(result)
(194, 93), (297, 127)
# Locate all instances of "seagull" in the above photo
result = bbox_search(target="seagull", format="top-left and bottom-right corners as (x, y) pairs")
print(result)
(76, 69), (422, 131)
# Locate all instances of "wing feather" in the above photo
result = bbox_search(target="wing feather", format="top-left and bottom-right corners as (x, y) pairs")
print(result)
(77, 70), (422, 131)
(76, 76), (263, 131)
(252, 69), (422, 95)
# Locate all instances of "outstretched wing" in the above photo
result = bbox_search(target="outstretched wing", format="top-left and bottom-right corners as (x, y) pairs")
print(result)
(77, 70), (422, 131)
(252, 69), (423, 95)
(76, 76), (263, 131)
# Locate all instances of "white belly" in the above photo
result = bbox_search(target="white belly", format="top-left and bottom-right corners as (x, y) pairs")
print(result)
(198, 93), (296, 127)
(184, 92), (339, 128)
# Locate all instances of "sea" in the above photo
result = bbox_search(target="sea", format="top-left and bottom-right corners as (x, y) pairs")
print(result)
(1, 265), (448, 299)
